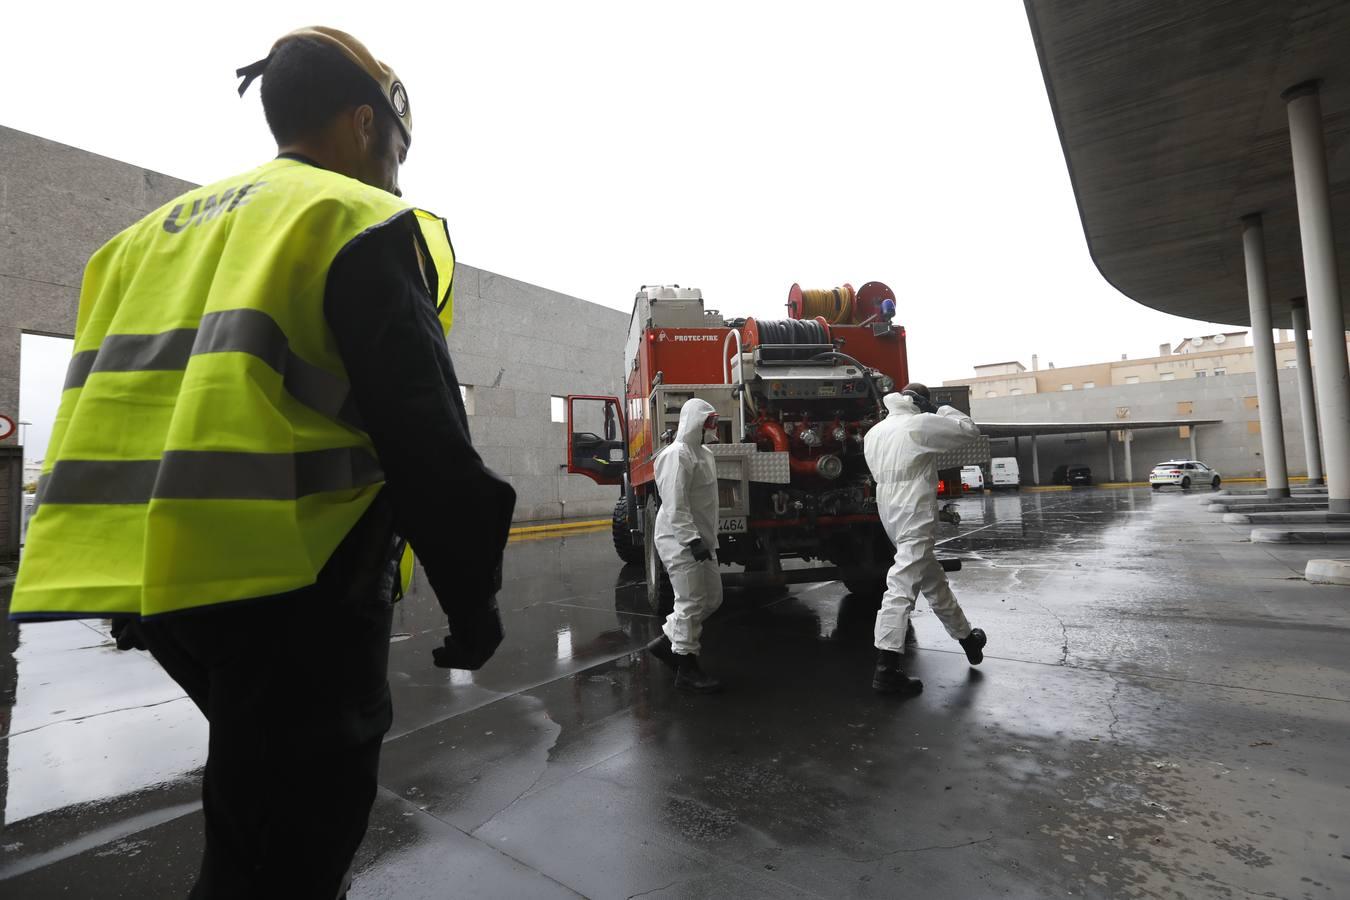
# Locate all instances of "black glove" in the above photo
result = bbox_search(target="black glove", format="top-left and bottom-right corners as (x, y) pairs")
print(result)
(110, 616), (147, 651)
(903, 390), (938, 414)
(432, 596), (504, 670)
(688, 538), (714, 562)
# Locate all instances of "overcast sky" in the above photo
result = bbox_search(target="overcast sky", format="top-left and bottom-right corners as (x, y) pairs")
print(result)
(7, 1), (1238, 462)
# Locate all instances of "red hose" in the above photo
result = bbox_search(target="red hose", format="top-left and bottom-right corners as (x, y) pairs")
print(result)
(756, 421), (821, 477)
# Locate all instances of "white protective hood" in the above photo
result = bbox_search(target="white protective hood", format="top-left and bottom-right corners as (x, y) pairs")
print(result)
(653, 398), (720, 559)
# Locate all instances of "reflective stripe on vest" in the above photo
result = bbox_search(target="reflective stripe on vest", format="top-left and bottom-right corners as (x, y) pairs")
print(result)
(62, 309), (362, 426)
(13, 159), (455, 619)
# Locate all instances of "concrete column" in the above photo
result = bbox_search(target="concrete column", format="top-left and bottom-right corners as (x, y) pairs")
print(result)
(1290, 298), (1325, 485)
(1284, 81), (1350, 512)
(1189, 426), (1197, 461)
(1106, 433), (1116, 482)
(1123, 431), (1133, 483)
(1031, 434), (1041, 486)
(1239, 213), (1290, 498)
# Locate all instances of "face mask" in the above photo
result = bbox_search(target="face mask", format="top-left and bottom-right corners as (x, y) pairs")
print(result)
(703, 415), (720, 444)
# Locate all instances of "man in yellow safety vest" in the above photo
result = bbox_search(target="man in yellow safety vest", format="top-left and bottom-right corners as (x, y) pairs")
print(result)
(11, 27), (516, 896)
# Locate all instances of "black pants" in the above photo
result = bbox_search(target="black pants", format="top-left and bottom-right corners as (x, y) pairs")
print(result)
(141, 586), (394, 899)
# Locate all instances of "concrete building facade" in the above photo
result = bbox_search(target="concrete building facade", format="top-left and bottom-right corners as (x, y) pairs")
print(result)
(948, 331), (1349, 400)
(971, 369), (1318, 484)
(0, 127), (626, 558)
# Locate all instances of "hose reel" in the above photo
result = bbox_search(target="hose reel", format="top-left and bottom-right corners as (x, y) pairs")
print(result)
(743, 316), (833, 362)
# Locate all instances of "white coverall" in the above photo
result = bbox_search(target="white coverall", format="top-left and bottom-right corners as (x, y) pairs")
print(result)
(864, 393), (980, 653)
(654, 398), (724, 655)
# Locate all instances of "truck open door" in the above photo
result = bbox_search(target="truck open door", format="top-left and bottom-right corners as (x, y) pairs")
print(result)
(566, 395), (628, 486)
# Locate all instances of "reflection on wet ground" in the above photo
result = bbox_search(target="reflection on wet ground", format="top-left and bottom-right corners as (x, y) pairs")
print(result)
(1, 488), (1347, 898)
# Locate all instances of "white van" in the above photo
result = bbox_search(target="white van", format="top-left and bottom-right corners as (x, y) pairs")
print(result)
(960, 465), (985, 491)
(991, 457), (1020, 489)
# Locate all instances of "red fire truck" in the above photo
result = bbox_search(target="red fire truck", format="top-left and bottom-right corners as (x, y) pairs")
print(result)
(566, 284), (986, 610)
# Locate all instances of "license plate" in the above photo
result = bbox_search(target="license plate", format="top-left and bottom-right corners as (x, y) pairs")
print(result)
(718, 516), (747, 534)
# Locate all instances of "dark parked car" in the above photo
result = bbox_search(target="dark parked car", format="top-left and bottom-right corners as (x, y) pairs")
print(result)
(1052, 464), (1093, 486)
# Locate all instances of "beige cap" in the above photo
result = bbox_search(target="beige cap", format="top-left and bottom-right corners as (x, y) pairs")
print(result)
(236, 26), (411, 141)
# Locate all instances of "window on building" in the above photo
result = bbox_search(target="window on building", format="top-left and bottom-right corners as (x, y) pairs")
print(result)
(1125, 376), (1141, 385)
(1083, 381), (1096, 389)
(1285, 360), (1298, 369)
(1160, 372), (1175, 381)
(1061, 384), (1074, 391)
(550, 395), (567, 423)
(459, 384), (475, 415)
(985, 391), (998, 399)
(1009, 388), (1023, 396)
(1195, 370), (1207, 377)
(1213, 367), (1227, 376)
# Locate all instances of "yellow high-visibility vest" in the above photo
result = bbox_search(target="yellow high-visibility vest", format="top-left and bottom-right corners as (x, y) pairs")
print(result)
(12, 158), (454, 619)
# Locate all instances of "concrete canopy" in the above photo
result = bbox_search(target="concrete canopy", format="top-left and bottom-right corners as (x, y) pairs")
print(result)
(978, 419), (1221, 439)
(1023, 0), (1350, 329)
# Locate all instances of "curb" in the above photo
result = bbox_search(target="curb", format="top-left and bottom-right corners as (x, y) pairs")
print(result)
(1223, 511), (1350, 525)
(509, 519), (609, 538)
(1251, 527), (1350, 544)
(1306, 559), (1350, 586)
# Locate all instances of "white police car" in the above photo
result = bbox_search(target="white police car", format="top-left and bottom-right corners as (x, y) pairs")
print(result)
(1149, 459), (1221, 491)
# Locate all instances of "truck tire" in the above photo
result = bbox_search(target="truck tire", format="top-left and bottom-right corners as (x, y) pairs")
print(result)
(612, 497), (643, 566)
(841, 523), (891, 604)
(842, 574), (886, 605)
(643, 496), (673, 617)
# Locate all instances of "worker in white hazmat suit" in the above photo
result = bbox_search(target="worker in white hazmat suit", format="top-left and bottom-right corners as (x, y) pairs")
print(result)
(646, 397), (724, 693)
(863, 383), (988, 696)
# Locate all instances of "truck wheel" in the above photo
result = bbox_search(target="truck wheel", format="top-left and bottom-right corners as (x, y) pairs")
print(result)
(1181, 476), (1192, 490)
(643, 496), (673, 617)
(612, 498), (643, 566)
(841, 523), (890, 605)
(842, 575), (886, 606)
(1211, 476), (1221, 490)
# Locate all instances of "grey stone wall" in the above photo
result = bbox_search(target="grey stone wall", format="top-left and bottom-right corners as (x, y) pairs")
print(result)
(448, 266), (628, 522)
(971, 370), (1321, 484)
(0, 127), (626, 558)
(0, 127), (197, 558)
(1, 126), (196, 433)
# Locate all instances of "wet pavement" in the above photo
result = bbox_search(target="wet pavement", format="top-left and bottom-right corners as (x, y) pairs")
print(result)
(1, 487), (1348, 898)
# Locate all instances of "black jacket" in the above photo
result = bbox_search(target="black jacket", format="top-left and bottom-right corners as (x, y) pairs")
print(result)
(321, 196), (515, 624)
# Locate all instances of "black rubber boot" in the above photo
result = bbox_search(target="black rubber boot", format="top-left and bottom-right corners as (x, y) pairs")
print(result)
(958, 627), (987, 665)
(872, 649), (923, 696)
(647, 634), (678, 670)
(905, 621), (918, 648)
(673, 654), (723, 693)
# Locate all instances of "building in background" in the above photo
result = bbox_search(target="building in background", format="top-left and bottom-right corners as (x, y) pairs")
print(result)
(941, 328), (1350, 484)
(945, 331), (1350, 400)
(967, 369), (1311, 486)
